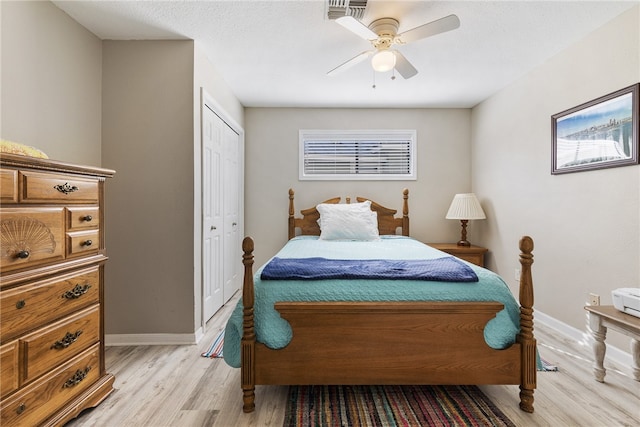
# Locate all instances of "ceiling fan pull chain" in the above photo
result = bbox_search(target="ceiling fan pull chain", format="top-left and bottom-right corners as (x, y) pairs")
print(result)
(372, 69), (376, 89)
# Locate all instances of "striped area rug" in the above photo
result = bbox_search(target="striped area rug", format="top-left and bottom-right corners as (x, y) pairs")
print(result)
(201, 329), (224, 358)
(283, 384), (515, 427)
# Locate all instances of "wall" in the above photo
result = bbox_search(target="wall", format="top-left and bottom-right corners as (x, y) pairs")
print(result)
(102, 40), (245, 342)
(1, 0), (102, 165)
(102, 40), (196, 338)
(244, 108), (472, 267)
(472, 6), (640, 351)
(2, 1), (245, 342)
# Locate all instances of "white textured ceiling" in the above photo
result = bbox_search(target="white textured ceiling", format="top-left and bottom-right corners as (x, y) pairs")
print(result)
(52, 0), (638, 108)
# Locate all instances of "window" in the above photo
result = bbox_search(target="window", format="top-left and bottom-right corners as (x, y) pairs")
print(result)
(299, 130), (417, 180)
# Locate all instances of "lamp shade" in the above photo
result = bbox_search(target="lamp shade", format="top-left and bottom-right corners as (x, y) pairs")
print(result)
(445, 193), (486, 220)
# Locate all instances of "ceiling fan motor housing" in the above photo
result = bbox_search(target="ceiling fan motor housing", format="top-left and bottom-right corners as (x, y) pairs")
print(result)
(369, 18), (399, 49)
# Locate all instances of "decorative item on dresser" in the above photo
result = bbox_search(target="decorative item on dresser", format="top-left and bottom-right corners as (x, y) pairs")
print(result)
(0, 153), (115, 427)
(428, 243), (488, 268)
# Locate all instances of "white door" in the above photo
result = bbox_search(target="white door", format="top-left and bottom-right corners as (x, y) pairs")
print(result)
(202, 105), (224, 321)
(223, 124), (240, 299)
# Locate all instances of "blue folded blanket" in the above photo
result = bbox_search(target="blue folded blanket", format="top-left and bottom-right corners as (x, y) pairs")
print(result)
(261, 256), (478, 282)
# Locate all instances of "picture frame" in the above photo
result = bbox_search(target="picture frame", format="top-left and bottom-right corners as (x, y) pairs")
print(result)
(552, 83), (639, 174)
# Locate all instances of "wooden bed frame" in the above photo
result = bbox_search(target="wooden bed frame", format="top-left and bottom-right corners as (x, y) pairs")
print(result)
(240, 188), (536, 413)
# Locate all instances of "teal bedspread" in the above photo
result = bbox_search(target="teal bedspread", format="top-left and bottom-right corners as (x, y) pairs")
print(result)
(223, 236), (521, 368)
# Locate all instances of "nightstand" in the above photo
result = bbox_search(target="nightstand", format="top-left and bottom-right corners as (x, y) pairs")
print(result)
(428, 243), (488, 268)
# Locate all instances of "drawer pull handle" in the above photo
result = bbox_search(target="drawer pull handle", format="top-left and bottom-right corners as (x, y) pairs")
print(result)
(16, 300), (26, 309)
(51, 330), (83, 349)
(82, 215), (93, 222)
(54, 182), (79, 194)
(63, 284), (92, 299)
(16, 403), (26, 415)
(81, 239), (93, 247)
(63, 367), (91, 388)
(16, 250), (30, 259)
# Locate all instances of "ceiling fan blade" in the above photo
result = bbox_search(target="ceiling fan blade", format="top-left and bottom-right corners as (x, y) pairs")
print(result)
(336, 16), (378, 40)
(327, 50), (373, 76)
(393, 51), (418, 79)
(398, 14), (460, 44)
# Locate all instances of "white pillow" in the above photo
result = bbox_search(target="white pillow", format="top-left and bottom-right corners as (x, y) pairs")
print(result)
(317, 201), (379, 241)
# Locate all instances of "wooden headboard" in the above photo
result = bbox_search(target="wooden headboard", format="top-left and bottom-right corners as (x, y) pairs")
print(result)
(287, 188), (409, 240)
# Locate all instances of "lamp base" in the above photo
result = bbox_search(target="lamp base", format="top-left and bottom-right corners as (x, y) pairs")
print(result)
(456, 220), (471, 247)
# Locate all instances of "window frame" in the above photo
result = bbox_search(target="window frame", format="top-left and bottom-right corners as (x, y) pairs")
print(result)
(298, 129), (417, 181)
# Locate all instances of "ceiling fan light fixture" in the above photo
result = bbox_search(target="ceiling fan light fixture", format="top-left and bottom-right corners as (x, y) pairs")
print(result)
(371, 50), (396, 72)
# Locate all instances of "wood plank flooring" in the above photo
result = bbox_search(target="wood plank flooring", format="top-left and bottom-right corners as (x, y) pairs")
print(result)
(68, 294), (639, 426)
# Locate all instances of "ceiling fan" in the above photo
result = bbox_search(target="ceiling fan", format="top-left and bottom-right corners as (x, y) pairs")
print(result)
(328, 13), (460, 79)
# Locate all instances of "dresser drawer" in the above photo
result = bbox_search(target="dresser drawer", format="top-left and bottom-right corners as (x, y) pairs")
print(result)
(0, 169), (18, 203)
(22, 306), (100, 383)
(0, 341), (19, 398)
(0, 267), (100, 342)
(0, 344), (101, 427)
(66, 207), (100, 231)
(0, 208), (65, 272)
(19, 171), (99, 204)
(66, 230), (100, 257)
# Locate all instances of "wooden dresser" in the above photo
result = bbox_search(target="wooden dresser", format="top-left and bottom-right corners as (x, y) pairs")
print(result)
(0, 154), (115, 426)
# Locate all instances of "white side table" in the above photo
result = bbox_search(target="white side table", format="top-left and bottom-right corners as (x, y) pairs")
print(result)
(585, 305), (640, 382)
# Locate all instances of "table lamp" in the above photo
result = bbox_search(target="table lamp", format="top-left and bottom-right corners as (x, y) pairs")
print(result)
(445, 193), (486, 246)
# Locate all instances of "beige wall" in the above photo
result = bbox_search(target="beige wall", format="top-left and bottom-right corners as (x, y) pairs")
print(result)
(1, 0), (102, 165)
(472, 6), (640, 350)
(2, 1), (245, 341)
(102, 40), (245, 339)
(244, 108), (472, 267)
(102, 40), (196, 336)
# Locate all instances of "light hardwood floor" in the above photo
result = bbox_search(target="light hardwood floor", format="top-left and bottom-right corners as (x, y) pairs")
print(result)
(68, 294), (639, 427)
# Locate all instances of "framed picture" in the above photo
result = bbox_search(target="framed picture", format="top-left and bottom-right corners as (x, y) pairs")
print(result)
(552, 83), (639, 174)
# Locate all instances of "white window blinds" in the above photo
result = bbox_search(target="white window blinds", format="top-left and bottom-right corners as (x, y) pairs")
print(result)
(299, 130), (416, 180)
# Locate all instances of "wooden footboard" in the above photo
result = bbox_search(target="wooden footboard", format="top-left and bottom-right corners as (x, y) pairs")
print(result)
(240, 236), (536, 414)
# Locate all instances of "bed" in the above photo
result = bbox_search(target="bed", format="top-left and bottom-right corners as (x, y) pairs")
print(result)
(224, 188), (536, 414)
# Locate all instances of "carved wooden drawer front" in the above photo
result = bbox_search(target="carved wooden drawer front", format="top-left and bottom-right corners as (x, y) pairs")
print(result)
(19, 170), (99, 204)
(0, 267), (100, 342)
(0, 342), (19, 398)
(22, 306), (100, 383)
(0, 208), (65, 272)
(66, 207), (100, 231)
(0, 344), (100, 427)
(0, 169), (18, 203)
(66, 230), (100, 258)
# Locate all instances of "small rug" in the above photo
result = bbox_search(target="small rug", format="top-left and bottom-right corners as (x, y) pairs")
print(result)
(283, 384), (515, 427)
(201, 329), (224, 358)
(539, 357), (558, 372)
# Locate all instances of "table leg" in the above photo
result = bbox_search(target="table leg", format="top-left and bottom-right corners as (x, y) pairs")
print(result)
(631, 339), (640, 381)
(589, 313), (607, 382)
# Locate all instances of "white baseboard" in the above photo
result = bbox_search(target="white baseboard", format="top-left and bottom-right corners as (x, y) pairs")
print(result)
(535, 309), (633, 368)
(106, 326), (204, 346)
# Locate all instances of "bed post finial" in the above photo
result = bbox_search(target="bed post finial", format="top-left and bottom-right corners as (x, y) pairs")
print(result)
(288, 189), (296, 240)
(517, 235), (536, 413)
(402, 188), (409, 236)
(241, 236), (256, 412)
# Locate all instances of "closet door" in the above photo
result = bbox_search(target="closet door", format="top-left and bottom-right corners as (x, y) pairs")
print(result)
(202, 105), (224, 321)
(223, 125), (241, 301)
